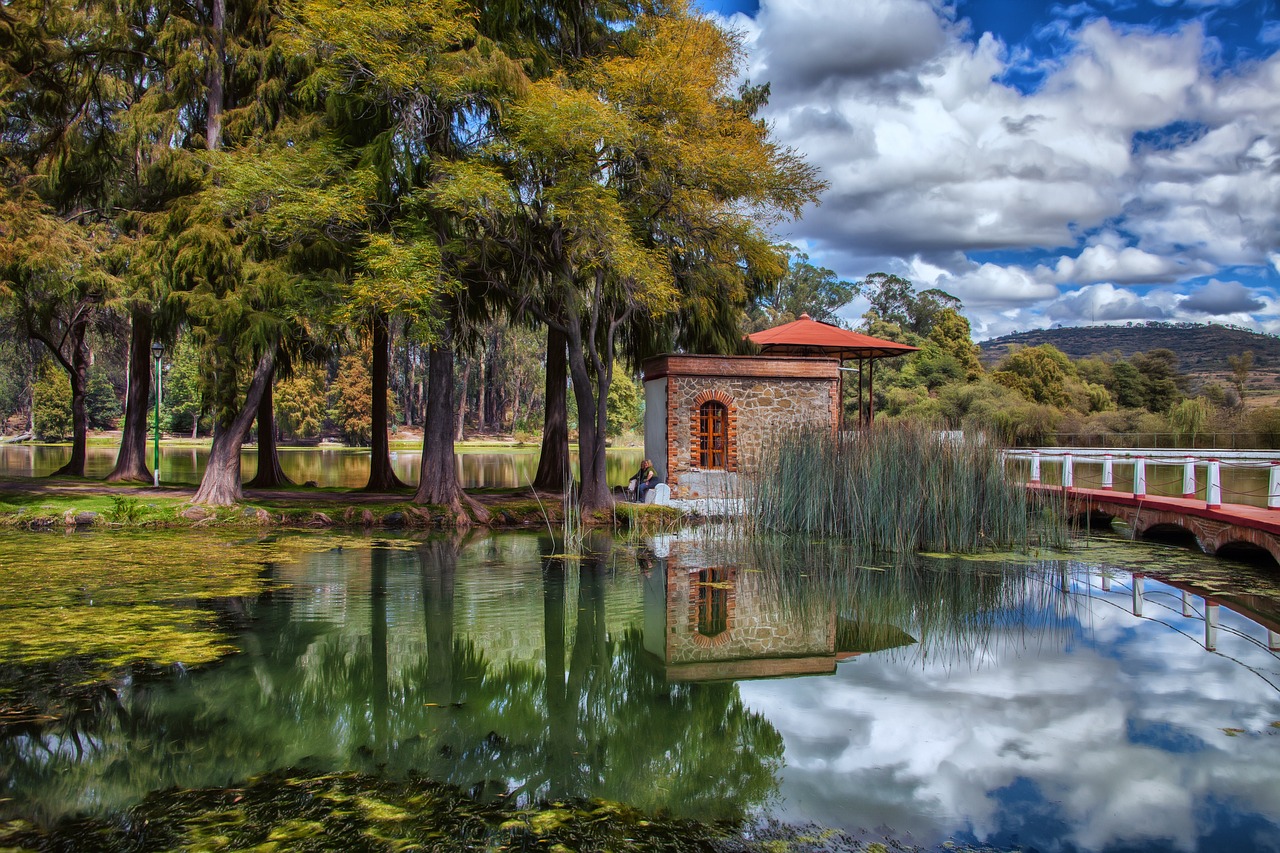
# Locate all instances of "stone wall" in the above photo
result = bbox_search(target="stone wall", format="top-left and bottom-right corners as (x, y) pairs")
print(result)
(664, 373), (838, 498)
(661, 562), (835, 665)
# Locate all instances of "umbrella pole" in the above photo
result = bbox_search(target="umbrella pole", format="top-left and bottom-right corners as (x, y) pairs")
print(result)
(868, 358), (875, 424)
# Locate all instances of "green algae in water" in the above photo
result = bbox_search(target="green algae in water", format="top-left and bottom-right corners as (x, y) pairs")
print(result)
(0, 532), (419, 695)
(0, 769), (1005, 853)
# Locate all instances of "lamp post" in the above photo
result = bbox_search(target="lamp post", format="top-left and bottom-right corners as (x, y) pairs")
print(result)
(151, 341), (163, 487)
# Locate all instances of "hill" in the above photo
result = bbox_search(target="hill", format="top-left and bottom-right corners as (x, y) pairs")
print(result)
(978, 322), (1280, 375)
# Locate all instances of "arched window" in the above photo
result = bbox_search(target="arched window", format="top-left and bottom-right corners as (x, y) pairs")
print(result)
(697, 400), (728, 469)
(695, 567), (732, 638)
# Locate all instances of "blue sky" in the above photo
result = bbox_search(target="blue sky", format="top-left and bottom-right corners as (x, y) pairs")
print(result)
(695, 0), (1280, 339)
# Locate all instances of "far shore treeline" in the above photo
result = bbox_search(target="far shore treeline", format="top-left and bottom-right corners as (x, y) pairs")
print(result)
(3, 0), (1278, 514)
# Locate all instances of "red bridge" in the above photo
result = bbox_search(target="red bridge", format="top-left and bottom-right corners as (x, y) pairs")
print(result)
(1037, 484), (1280, 565)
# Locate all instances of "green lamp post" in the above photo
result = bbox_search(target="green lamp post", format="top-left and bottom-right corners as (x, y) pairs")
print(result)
(151, 340), (163, 487)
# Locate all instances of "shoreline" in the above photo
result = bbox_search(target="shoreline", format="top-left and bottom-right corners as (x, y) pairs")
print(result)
(0, 477), (683, 532)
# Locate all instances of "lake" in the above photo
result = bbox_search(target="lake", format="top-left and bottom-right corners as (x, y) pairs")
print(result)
(0, 444), (644, 489)
(2, 529), (1278, 851)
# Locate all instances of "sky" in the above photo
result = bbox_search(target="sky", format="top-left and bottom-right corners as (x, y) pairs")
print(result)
(695, 0), (1280, 340)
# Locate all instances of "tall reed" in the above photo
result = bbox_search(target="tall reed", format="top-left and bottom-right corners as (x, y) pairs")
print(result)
(742, 422), (1064, 552)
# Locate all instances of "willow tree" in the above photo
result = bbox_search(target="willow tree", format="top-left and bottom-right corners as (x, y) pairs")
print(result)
(446, 6), (822, 511)
(0, 0), (130, 477)
(473, 0), (642, 492)
(281, 0), (521, 509)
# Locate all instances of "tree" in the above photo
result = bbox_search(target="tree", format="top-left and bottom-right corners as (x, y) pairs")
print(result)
(991, 344), (1077, 407)
(927, 308), (982, 380)
(748, 250), (857, 331)
(275, 365), (327, 441)
(452, 8), (822, 511)
(1228, 350), (1253, 403)
(329, 347), (374, 446)
(32, 357), (72, 440)
(162, 333), (205, 437)
(606, 363), (641, 438)
(1130, 348), (1183, 413)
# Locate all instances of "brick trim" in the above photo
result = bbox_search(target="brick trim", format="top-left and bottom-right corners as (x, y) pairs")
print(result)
(690, 390), (737, 472)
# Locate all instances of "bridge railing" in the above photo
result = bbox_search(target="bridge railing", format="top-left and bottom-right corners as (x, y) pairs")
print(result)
(1002, 448), (1280, 511)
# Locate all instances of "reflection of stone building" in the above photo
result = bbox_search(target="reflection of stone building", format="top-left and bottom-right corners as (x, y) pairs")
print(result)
(641, 355), (840, 499)
(643, 550), (840, 681)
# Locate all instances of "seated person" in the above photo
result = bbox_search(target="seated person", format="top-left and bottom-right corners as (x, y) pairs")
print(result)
(632, 459), (660, 502)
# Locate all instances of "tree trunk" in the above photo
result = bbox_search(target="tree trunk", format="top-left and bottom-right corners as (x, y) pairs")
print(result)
(106, 310), (153, 483)
(419, 537), (459, 705)
(206, 0), (225, 149)
(245, 369), (292, 488)
(415, 338), (489, 524)
(476, 354), (486, 432)
(533, 325), (568, 491)
(49, 323), (89, 478)
(564, 324), (611, 511)
(454, 360), (469, 443)
(364, 312), (407, 491)
(192, 347), (276, 505)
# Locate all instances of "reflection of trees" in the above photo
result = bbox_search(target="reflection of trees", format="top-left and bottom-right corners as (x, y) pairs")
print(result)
(1, 535), (782, 827)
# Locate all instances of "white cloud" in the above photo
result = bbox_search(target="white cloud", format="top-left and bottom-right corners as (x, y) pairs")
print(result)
(740, 572), (1280, 851)
(1051, 242), (1215, 283)
(734, 0), (1280, 337)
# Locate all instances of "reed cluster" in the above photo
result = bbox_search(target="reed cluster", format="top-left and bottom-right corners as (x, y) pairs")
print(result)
(742, 422), (1063, 552)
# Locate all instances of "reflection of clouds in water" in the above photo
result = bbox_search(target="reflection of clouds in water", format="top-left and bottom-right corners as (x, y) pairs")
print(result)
(741, 574), (1280, 851)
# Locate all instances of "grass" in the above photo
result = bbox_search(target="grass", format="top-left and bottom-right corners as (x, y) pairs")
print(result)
(0, 487), (681, 533)
(742, 422), (1066, 553)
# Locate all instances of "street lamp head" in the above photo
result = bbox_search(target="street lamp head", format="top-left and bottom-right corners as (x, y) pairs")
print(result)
(151, 341), (164, 360)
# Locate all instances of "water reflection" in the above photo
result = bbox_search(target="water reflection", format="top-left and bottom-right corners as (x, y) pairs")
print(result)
(0, 444), (643, 489)
(2, 533), (1279, 852)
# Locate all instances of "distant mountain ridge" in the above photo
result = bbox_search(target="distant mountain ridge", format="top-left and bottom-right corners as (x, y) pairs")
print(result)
(978, 322), (1280, 375)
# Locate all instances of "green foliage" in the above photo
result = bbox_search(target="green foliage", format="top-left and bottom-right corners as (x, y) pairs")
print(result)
(85, 366), (121, 429)
(107, 496), (143, 524)
(329, 347), (374, 446)
(1168, 397), (1213, 446)
(748, 250), (857, 331)
(162, 334), (205, 436)
(991, 344), (1077, 407)
(606, 365), (642, 438)
(32, 357), (71, 440)
(275, 364), (328, 440)
(857, 274), (960, 337)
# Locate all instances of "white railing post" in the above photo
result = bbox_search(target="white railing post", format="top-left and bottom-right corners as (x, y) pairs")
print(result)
(1206, 459), (1221, 509)
(1182, 455), (1196, 500)
(1101, 453), (1114, 490)
(1269, 462), (1280, 511)
(1204, 601), (1219, 651)
(1029, 450), (1041, 484)
(1062, 452), (1074, 489)
(1132, 574), (1144, 617)
(1133, 456), (1147, 497)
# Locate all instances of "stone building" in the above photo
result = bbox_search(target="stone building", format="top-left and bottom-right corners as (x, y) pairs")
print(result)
(640, 354), (840, 499)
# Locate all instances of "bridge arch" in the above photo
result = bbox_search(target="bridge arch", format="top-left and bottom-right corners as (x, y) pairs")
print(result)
(1204, 528), (1280, 566)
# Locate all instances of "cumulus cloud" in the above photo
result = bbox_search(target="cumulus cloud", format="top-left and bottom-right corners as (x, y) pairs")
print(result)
(1050, 243), (1215, 283)
(1046, 282), (1175, 322)
(739, 571), (1280, 851)
(730, 0), (1280, 337)
(1179, 278), (1264, 314)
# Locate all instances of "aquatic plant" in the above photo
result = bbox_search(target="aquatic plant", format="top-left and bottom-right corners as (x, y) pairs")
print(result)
(742, 423), (1065, 552)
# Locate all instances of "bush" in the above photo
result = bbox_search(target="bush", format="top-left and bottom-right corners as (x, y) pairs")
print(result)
(32, 357), (72, 440)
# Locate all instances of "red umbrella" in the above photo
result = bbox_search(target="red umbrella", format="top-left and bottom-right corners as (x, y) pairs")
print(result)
(748, 313), (918, 426)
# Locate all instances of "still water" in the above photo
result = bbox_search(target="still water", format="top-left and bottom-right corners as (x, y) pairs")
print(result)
(0, 444), (644, 489)
(2, 530), (1278, 850)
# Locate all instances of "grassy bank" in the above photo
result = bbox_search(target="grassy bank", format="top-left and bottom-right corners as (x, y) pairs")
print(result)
(0, 486), (683, 533)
